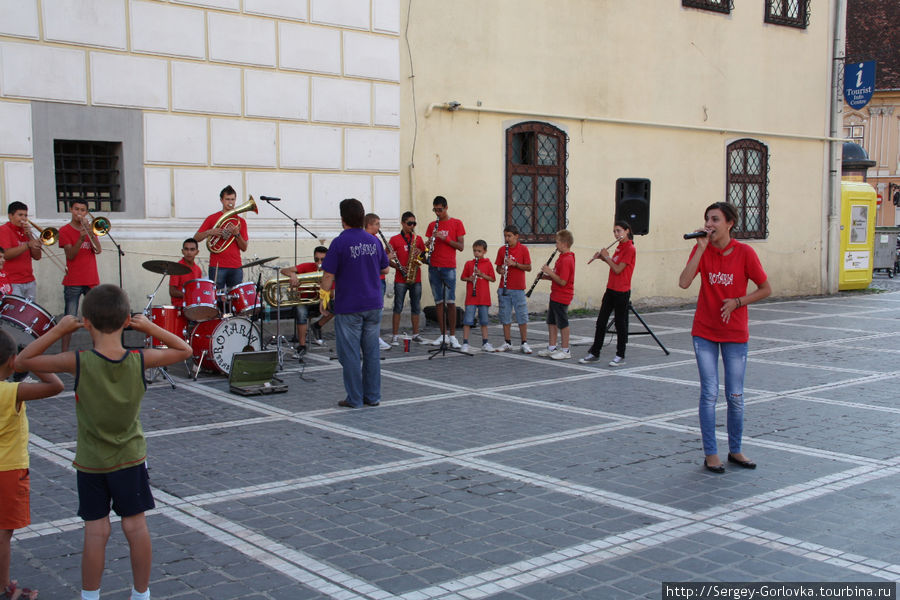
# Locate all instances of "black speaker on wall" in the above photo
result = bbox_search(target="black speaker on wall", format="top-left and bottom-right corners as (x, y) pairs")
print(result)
(615, 178), (651, 235)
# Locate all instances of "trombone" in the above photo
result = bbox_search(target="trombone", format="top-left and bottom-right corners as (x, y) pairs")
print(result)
(84, 212), (111, 237)
(25, 219), (68, 273)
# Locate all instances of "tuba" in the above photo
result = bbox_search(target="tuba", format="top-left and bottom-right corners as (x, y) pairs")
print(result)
(262, 271), (323, 306)
(207, 196), (258, 254)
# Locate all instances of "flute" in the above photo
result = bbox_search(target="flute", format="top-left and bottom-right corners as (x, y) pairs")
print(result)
(525, 248), (558, 298)
(587, 238), (621, 264)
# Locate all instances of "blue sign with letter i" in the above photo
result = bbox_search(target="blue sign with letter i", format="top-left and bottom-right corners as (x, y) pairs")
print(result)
(844, 61), (876, 110)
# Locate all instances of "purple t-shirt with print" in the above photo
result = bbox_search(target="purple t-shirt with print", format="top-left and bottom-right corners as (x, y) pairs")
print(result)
(321, 228), (389, 314)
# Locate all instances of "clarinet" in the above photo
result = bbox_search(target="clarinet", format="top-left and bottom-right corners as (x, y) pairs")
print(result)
(500, 242), (510, 295)
(472, 257), (479, 297)
(525, 248), (558, 298)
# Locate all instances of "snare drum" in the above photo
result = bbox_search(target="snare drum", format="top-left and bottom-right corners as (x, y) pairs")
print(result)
(189, 316), (260, 374)
(147, 306), (187, 348)
(182, 278), (218, 321)
(0, 295), (56, 347)
(226, 282), (261, 316)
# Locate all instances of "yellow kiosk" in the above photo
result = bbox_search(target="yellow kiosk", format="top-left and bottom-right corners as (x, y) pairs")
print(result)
(838, 181), (877, 290)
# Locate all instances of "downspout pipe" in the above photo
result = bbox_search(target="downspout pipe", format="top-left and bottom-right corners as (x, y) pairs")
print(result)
(826, 0), (847, 294)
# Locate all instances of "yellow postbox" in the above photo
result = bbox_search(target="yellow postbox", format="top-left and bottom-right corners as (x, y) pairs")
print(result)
(838, 181), (877, 290)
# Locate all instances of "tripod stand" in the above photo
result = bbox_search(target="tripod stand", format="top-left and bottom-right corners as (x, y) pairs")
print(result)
(428, 280), (470, 360)
(604, 302), (669, 355)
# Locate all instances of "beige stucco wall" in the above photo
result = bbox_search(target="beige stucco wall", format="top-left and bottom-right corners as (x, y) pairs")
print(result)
(401, 0), (835, 308)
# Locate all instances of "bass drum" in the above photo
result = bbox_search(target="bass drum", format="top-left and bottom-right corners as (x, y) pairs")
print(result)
(189, 317), (260, 375)
(0, 295), (56, 347)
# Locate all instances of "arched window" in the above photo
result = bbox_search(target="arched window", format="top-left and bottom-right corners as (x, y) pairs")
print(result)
(726, 139), (769, 239)
(505, 122), (568, 243)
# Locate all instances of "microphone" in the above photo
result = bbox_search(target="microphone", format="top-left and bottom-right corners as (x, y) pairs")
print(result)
(260, 196), (281, 201)
(683, 231), (708, 240)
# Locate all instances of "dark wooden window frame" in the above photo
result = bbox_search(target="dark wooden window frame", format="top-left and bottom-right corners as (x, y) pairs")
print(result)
(505, 121), (568, 244)
(764, 0), (810, 29)
(682, 0), (733, 15)
(726, 139), (769, 240)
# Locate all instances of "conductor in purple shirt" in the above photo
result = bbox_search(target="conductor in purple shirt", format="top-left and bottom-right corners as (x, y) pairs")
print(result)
(320, 198), (391, 408)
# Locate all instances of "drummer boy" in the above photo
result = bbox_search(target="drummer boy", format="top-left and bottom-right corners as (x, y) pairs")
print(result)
(169, 238), (203, 308)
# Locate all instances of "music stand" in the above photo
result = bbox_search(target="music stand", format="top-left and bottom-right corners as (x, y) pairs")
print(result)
(428, 280), (470, 360)
(260, 198), (318, 271)
(603, 301), (670, 356)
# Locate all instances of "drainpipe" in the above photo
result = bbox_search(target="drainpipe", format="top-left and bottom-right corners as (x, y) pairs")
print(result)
(826, 0), (847, 294)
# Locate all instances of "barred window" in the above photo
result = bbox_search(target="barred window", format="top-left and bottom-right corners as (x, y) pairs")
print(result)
(505, 122), (567, 244)
(53, 140), (122, 213)
(765, 0), (810, 28)
(726, 139), (769, 239)
(682, 0), (733, 14)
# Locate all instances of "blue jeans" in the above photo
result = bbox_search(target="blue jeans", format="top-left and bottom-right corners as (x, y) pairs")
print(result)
(64, 285), (92, 316)
(497, 288), (528, 325)
(463, 304), (489, 326)
(212, 266), (242, 289)
(428, 266), (456, 303)
(693, 336), (748, 456)
(334, 309), (382, 407)
(393, 282), (422, 315)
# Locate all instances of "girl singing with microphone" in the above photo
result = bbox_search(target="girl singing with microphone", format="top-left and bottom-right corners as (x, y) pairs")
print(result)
(678, 202), (771, 474)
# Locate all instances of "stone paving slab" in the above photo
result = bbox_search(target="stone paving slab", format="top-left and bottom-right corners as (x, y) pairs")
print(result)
(10, 292), (900, 598)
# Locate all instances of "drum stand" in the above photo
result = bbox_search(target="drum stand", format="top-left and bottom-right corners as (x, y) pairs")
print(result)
(261, 264), (293, 371)
(142, 270), (179, 389)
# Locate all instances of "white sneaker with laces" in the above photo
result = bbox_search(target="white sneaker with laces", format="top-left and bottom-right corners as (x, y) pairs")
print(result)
(312, 338), (325, 347)
(431, 335), (447, 346)
(390, 335), (401, 346)
(520, 342), (533, 354)
(460, 343), (472, 353)
(495, 342), (512, 352)
(538, 346), (557, 357)
(579, 353), (599, 364)
(608, 356), (625, 367)
(448, 336), (462, 349)
(481, 342), (494, 352)
(379, 338), (391, 350)
(550, 349), (572, 360)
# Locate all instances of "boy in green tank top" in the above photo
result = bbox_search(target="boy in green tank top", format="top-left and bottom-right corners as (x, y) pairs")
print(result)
(17, 284), (192, 600)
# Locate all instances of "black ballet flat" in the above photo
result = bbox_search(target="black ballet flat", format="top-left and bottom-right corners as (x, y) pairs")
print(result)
(703, 459), (725, 474)
(727, 453), (757, 469)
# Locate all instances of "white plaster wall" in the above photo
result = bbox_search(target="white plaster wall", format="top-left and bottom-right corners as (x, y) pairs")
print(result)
(244, 0), (307, 21)
(171, 0), (238, 10)
(280, 124), (342, 170)
(91, 52), (168, 109)
(144, 113), (208, 165)
(344, 32), (400, 81)
(246, 171), (311, 219)
(373, 0), (400, 34)
(245, 70), (309, 121)
(373, 84), (400, 127)
(0, 0), (39, 39)
(373, 175), (400, 220)
(144, 167), (172, 218)
(211, 119), (277, 167)
(208, 12), (276, 67)
(311, 173), (371, 218)
(3, 161), (35, 206)
(311, 0), (370, 30)
(173, 169), (243, 218)
(345, 129), (399, 172)
(172, 62), (242, 115)
(129, 0), (206, 59)
(0, 102), (33, 157)
(311, 78), (370, 125)
(42, 0), (127, 50)
(279, 23), (341, 75)
(0, 42), (87, 103)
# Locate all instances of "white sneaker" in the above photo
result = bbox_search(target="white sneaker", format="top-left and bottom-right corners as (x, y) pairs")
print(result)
(608, 356), (625, 367)
(579, 353), (599, 364)
(448, 336), (462, 349)
(538, 346), (557, 357)
(460, 343), (473, 353)
(312, 338), (325, 346)
(431, 334), (447, 346)
(390, 335), (401, 346)
(550, 349), (572, 360)
(379, 338), (391, 350)
(411, 333), (425, 343)
(482, 342), (494, 352)
(495, 342), (513, 352)
(520, 342), (533, 354)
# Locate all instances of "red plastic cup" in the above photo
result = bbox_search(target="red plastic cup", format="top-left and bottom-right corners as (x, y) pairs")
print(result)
(403, 337), (410, 352)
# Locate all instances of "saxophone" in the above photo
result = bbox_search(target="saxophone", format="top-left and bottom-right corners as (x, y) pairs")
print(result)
(405, 235), (425, 284)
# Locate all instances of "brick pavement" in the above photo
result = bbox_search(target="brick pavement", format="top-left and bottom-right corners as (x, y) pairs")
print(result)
(9, 291), (900, 598)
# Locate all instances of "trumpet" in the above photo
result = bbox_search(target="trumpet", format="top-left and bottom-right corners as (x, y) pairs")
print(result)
(25, 219), (67, 273)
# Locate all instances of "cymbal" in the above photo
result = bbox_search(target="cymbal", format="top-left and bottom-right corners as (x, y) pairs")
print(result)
(241, 256), (278, 269)
(142, 260), (191, 276)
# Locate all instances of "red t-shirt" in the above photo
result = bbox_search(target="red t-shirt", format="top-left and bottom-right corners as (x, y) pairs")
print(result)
(59, 223), (100, 287)
(0, 222), (34, 284)
(425, 217), (465, 268)
(550, 251), (575, 305)
(606, 239), (635, 293)
(199, 211), (248, 269)
(389, 233), (427, 284)
(295, 262), (318, 274)
(461, 258), (495, 306)
(494, 242), (531, 291)
(689, 239), (767, 344)
(169, 259), (204, 307)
